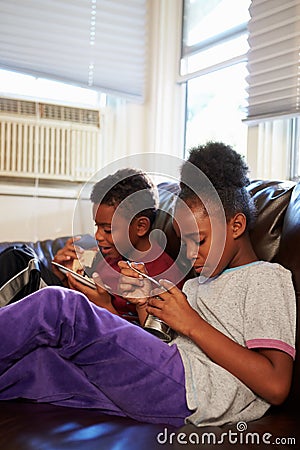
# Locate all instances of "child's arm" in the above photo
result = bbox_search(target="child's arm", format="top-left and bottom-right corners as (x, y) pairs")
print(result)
(148, 280), (294, 406)
(135, 303), (148, 326)
(117, 261), (153, 326)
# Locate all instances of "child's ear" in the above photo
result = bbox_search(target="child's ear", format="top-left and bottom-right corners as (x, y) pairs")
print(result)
(135, 216), (151, 237)
(230, 213), (247, 238)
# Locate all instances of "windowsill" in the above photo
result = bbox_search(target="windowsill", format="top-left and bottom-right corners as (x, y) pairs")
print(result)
(0, 179), (88, 199)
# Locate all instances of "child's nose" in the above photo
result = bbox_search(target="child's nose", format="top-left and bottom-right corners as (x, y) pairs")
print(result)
(95, 228), (105, 243)
(186, 244), (198, 261)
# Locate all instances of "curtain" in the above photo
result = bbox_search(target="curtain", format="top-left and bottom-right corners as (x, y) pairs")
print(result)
(246, 0), (300, 121)
(0, 0), (148, 101)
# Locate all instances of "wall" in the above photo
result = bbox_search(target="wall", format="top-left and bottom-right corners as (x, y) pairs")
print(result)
(0, 182), (87, 242)
(0, 195), (77, 242)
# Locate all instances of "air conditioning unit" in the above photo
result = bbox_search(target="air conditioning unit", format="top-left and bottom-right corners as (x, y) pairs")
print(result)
(0, 97), (102, 181)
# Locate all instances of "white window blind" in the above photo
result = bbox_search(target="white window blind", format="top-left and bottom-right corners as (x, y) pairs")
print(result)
(0, 0), (147, 102)
(246, 0), (300, 122)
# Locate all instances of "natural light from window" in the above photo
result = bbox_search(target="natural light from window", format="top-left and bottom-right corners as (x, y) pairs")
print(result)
(0, 68), (104, 108)
(185, 0), (250, 46)
(185, 62), (248, 155)
(182, 0), (251, 157)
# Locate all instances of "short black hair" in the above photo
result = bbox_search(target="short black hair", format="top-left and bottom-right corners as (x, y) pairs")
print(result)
(179, 141), (256, 229)
(90, 168), (158, 225)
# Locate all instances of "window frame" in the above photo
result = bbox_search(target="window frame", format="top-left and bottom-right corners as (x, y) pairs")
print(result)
(180, 0), (299, 182)
(289, 118), (300, 182)
(180, 0), (251, 158)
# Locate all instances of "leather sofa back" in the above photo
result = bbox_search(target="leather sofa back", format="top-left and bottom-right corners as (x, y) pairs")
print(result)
(247, 180), (300, 409)
(156, 180), (300, 409)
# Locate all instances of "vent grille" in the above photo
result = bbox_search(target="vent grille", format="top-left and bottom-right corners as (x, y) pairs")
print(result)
(40, 104), (100, 126)
(0, 98), (100, 127)
(0, 98), (37, 116)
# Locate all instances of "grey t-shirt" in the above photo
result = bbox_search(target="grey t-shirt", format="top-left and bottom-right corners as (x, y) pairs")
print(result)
(171, 261), (296, 427)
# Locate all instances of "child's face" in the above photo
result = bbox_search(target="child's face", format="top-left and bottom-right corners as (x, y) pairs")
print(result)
(174, 203), (236, 278)
(93, 203), (139, 259)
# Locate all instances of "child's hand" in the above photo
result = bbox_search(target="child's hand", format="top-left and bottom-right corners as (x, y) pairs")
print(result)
(66, 272), (112, 309)
(117, 260), (151, 306)
(52, 236), (83, 275)
(147, 280), (200, 336)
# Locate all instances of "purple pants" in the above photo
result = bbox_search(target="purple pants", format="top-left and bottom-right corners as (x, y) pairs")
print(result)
(0, 287), (190, 426)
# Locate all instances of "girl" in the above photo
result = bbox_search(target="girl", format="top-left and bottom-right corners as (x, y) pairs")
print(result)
(0, 142), (296, 427)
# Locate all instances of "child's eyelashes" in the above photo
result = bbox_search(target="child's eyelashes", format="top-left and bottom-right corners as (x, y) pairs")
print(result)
(94, 223), (112, 234)
(181, 238), (205, 247)
(188, 237), (205, 246)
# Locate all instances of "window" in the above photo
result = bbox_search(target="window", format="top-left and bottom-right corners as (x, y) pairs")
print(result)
(181, 0), (300, 181)
(181, 0), (251, 157)
(185, 62), (248, 154)
(290, 118), (300, 181)
(0, 68), (104, 108)
(245, 0), (300, 182)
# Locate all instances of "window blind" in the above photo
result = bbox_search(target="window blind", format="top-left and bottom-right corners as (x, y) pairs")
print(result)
(246, 0), (300, 122)
(0, 0), (147, 102)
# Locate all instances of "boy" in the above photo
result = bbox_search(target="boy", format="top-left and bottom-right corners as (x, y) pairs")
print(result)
(53, 168), (185, 325)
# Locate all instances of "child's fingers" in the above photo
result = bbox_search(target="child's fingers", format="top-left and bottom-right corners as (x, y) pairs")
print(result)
(118, 275), (144, 294)
(147, 295), (164, 308)
(66, 273), (88, 293)
(54, 239), (79, 260)
(118, 261), (148, 276)
(74, 245), (85, 255)
(118, 279), (134, 293)
(158, 279), (176, 290)
(60, 236), (78, 248)
(53, 252), (75, 264)
(120, 273), (144, 286)
(146, 296), (166, 319)
(149, 279), (176, 299)
(72, 236), (82, 244)
(63, 236), (80, 252)
(121, 268), (142, 279)
(92, 273), (111, 293)
(129, 262), (147, 273)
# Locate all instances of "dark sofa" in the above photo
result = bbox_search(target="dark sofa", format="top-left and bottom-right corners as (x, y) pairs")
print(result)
(0, 179), (299, 449)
